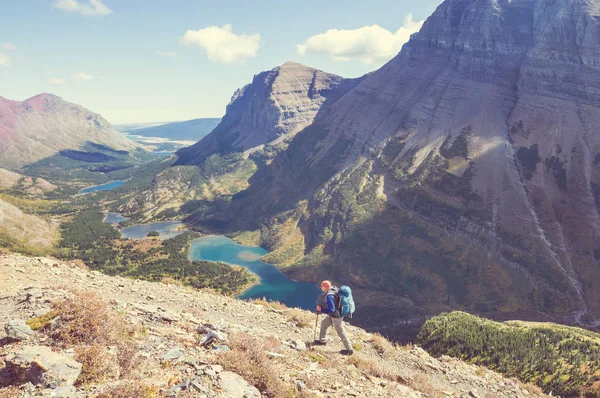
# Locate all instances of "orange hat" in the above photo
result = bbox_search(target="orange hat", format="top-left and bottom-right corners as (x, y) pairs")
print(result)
(321, 280), (332, 290)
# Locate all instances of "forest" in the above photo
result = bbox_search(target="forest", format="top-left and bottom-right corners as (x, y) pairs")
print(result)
(58, 209), (257, 296)
(417, 311), (600, 397)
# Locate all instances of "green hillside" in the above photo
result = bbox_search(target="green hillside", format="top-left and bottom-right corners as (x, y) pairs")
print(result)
(417, 311), (600, 397)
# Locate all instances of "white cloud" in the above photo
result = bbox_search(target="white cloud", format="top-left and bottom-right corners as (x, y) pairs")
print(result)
(181, 24), (260, 64)
(0, 54), (10, 67)
(297, 14), (424, 64)
(2, 43), (16, 51)
(72, 72), (96, 81)
(53, 0), (112, 16)
(158, 51), (177, 58)
(48, 78), (66, 86)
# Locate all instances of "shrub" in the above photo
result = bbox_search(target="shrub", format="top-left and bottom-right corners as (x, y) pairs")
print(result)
(49, 290), (133, 346)
(75, 345), (118, 386)
(216, 332), (294, 398)
(369, 333), (394, 356)
(147, 231), (160, 237)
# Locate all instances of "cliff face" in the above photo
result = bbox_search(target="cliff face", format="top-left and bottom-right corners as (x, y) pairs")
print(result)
(0, 94), (140, 168)
(175, 62), (362, 165)
(219, 0), (600, 330)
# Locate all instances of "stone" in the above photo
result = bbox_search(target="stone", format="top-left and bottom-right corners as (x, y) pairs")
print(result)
(53, 385), (77, 398)
(34, 308), (53, 317)
(217, 371), (261, 398)
(162, 347), (185, 361)
(5, 346), (82, 388)
(5, 319), (34, 341)
(160, 311), (182, 323)
(293, 340), (307, 351)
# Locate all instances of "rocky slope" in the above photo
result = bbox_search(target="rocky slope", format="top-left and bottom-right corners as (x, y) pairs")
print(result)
(176, 62), (362, 166)
(0, 169), (55, 195)
(0, 94), (140, 168)
(0, 252), (546, 398)
(190, 0), (600, 335)
(0, 201), (58, 249)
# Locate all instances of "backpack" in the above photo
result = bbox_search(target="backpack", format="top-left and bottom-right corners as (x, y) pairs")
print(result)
(336, 285), (355, 318)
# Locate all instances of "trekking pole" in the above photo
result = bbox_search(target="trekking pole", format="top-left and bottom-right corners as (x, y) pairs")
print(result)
(313, 312), (319, 343)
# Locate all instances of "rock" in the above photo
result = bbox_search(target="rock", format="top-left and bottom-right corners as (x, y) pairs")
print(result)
(162, 347), (185, 361)
(160, 311), (182, 323)
(297, 381), (307, 391)
(469, 390), (482, 398)
(34, 308), (53, 317)
(218, 371), (261, 398)
(294, 340), (307, 351)
(5, 346), (82, 388)
(5, 319), (34, 341)
(52, 385), (77, 398)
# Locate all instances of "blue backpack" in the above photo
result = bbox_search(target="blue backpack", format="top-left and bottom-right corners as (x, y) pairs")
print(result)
(336, 285), (355, 318)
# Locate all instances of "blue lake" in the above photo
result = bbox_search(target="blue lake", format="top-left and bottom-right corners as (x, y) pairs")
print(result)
(189, 236), (322, 310)
(104, 212), (129, 224)
(79, 180), (125, 194)
(120, 221), (184, 240)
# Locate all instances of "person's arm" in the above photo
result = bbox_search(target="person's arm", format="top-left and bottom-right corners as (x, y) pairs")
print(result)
(320, 293), (336, 314)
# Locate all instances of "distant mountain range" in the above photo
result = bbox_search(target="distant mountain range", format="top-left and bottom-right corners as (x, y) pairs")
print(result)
(117, 118), (221, 142)
(0, 94), (140, 168)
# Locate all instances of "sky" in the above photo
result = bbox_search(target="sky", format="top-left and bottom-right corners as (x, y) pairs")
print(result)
(0, 0), (442, 124)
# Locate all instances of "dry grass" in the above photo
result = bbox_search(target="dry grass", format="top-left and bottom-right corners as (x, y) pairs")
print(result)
(408, 374), (441, 397)
(369, 333), (394, 356)
(346, 356), (405, 383)
(116, 341), (144, 379)
(0, 386), (21, 398)
(251, 298), (314, 328)
(49, 290), (135, 346)
(216, 332), (297, 398)
(75, 345), (118, 386)
(94, 381), (160, 398)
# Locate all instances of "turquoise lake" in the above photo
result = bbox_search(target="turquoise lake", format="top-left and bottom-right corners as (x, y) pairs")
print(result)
(79, 180), (125, 194)
(189, 236), (322, 310)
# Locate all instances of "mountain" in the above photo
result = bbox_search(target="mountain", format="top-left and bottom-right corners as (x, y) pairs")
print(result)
(176, 61), (364, 165)
(0, 94), (140, 168)
(118, 118), (222, 142)
(117, 62), (363, 219)
(189, 0), (600, 334)
(0, 252), (546, 398)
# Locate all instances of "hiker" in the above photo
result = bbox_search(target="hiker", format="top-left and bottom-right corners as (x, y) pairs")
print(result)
(313, 280), (354, 355)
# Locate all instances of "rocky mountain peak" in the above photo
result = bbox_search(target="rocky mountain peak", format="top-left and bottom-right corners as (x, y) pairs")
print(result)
(175, 62), (364, 165)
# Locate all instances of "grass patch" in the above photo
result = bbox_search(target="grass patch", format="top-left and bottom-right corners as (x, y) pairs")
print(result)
(75, 345), (118, 385)
(26, 309), (60, 330)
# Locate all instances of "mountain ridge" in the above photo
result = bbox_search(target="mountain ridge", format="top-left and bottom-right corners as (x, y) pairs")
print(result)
(0, 94), (141, 168)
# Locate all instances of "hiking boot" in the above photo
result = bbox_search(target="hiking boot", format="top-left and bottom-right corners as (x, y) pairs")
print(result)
(312, 340), (327, 346)
(340, 349), (354, 356)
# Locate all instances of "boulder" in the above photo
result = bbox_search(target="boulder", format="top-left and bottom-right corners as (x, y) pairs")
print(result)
(5, 346), (82, 388)
(217, 371), (261, 398)
(5, 319), (34, 341)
